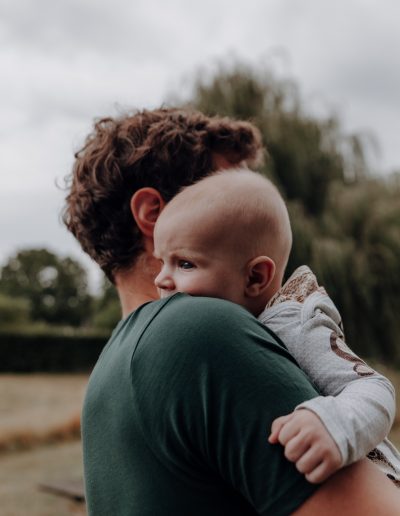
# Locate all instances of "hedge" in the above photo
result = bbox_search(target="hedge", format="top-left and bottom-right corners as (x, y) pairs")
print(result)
(0, 332), (109, 372)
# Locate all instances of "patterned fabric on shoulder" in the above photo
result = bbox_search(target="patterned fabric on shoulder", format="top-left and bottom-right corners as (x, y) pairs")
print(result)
(266, 265), (326, 308)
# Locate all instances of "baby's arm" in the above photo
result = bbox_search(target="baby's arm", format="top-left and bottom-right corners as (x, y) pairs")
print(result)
(263, 293), (396, 482)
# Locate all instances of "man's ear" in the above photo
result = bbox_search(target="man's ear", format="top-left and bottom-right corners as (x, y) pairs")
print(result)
(245, 256), (276, 297)
(130, 188), (166, 237)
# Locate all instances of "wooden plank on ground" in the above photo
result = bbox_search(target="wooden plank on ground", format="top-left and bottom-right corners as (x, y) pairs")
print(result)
(38, 479), (85, 502)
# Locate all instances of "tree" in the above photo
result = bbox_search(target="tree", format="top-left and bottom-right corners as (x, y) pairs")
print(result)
(0, 248), (92, 327)
(189, 62), (370, 215)
(312, 178), (400, 363)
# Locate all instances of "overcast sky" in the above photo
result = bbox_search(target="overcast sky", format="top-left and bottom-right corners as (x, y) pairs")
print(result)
(1, 0), (399, 289)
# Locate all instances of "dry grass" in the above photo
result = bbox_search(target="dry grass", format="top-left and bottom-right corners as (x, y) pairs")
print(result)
(0, 374), (88, 453)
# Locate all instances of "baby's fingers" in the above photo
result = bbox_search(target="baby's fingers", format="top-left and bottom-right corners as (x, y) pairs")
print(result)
(295, 447), (322, 476)
(268, 413), (294, 444)
(283, 434), (310, 463)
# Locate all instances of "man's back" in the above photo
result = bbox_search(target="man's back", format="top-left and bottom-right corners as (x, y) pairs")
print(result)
(82, 294), (319, 515)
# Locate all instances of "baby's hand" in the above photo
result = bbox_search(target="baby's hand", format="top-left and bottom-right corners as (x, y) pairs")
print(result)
(268, 409), (342, 483)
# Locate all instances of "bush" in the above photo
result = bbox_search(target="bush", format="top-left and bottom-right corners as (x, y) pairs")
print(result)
(0, 331), (109, 372)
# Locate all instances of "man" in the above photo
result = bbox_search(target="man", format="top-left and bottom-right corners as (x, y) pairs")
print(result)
(64, 108), (400, 515)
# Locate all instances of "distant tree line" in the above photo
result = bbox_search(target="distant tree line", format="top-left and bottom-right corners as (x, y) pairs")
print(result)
(1, 63), (399, 366)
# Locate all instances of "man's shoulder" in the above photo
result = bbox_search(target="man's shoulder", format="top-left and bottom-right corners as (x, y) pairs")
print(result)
(158, 293), (253, 323)
(134, 294), (283, 364)
(146, 294), (264, 340)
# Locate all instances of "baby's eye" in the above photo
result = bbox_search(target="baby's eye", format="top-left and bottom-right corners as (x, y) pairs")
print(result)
(178, 260), (195, 270)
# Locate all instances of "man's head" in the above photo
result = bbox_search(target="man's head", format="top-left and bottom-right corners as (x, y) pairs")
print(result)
(153, 169), (292, 315)
(63, 108), (263, 282)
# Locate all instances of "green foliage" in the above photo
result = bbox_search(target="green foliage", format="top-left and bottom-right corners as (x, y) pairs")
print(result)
(312, 179), (400, 363)
(190, 63), (369, 215)
(188, 62), (400, 366)
(0, 294), (31, 327)
(92, 301), (121, 331)
(0, 248), (92, 327)
(91, 277), (121, 331)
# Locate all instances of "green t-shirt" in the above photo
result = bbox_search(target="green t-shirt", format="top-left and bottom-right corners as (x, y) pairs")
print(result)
(82, 294), (318, 515)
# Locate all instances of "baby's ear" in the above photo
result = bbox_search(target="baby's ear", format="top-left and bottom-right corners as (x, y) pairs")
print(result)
(245, 256), (275, 297)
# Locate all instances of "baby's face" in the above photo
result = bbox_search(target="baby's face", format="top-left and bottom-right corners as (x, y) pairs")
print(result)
(153, 215), (247, 305)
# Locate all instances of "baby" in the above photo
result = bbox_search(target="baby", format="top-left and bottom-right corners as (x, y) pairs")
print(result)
(153, 168), (400, 485)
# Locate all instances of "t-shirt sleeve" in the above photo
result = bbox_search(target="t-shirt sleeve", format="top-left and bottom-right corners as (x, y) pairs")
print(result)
(132, 295), (319, 515)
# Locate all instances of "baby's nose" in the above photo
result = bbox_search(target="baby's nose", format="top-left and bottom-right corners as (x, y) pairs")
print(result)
(154, 270), (175, 293)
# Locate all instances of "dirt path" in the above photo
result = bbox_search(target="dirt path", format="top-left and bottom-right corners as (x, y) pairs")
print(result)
(0, 441), (85, 516)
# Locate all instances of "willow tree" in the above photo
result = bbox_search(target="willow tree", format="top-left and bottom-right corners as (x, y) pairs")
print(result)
(190, 63), (369, 215)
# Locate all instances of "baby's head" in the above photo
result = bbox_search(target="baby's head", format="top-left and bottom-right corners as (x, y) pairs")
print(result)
(153, 169), (292, 316)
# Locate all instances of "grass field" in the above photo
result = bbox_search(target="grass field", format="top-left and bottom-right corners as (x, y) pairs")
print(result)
(0, 374), (88, 452)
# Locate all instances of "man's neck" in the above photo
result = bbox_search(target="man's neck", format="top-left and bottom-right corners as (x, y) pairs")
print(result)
(115, 254), (160, 318)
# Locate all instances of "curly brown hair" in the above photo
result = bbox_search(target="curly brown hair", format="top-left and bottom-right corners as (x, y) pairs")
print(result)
(63, 107), (264, 281)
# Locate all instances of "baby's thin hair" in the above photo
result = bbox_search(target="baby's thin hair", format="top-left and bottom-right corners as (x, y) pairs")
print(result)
(160, 168), (292, 275)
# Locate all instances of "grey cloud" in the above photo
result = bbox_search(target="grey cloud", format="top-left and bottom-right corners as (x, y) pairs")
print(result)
(0, 188), (102, 291)
(1, 0), (191, 63)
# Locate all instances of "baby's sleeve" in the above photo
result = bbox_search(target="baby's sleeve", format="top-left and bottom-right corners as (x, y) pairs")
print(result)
(294, 293), (396, 465)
